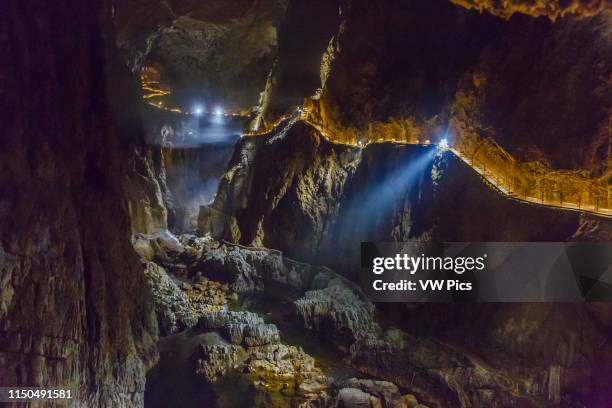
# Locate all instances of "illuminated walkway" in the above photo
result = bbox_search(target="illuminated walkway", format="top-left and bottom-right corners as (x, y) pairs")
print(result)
(449, 146), (612, 219)
(138, 59), (611, 220)
(245, 108), (612, 219)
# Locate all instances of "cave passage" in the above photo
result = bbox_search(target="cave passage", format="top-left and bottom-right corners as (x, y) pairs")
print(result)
(4, 0), (612, 407)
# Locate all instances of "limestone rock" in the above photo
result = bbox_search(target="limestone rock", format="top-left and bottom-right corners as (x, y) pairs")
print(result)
(143, 261), (199, 335)
(143, 257), (229, 335)
(337, 387), (382, 408)
(245, 343), (329, 403)
(294, 278), (379, 346)
(449, 0), (608, 20)
(116, 0), (287, 110)
(200, 310), (280, 346)
(125, 146), (169, 234)
(346, 379), (399, 405)
(152, 228), (185, 258)
(198, 206), (241, 242)
(195, 240), (324, 294)
(196, 309), (329, 406)
(0, 0), (159, 405)
(198, 342), (246, 382)
(205, 119), (586, 280)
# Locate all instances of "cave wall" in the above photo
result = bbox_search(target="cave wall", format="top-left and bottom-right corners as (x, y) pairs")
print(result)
(296, 0), (498, 146)
(202, 121), (612, 406)
(203, 122), (584, 273)
(0, 1), (158, 405)
(188, 1), (612, 406)
(140, 106), (243, 233)
(125, 145), (168, 235)
(305, 0), (611, 173)
(294, 0), (612, 217)
(116, 0), (287, 111)
(378, 302), (612, 407)
(252, 0), (341, 128)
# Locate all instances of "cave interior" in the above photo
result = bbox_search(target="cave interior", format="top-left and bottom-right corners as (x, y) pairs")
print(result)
(1, 0), (612, 407)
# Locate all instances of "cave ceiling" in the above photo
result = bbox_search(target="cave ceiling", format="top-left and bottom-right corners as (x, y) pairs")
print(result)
(116, 0), (287, 111)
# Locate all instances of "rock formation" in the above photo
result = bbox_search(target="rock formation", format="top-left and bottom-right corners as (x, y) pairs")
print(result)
(116, 0), (287, 111)
(137, 231), (332, 406)
(190, 3), (612, 404)
(139, 229), (430, 407)
(139, 229), (612, 407)
(250, 0), (341, 129)
(201, 121), (586, 275)
(141, 106), (242, 232)
(300, 0), (611, 170)
(4, 0), (612, 407)
(0, 0), (160, 405)
(248, 0), (612, 217)
(449, 0), (610, 20)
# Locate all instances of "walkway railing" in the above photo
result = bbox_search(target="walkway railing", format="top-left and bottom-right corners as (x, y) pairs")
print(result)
(244, 107), (612, 219)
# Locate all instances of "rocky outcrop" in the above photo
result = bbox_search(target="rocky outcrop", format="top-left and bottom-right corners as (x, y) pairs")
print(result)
(295, 281), (379, 348)
(198, 136), (611, 406)
(125, 145), (169, 234)
(138, 231), (332, 405)
(200, 122), (361, 263)
(194, 233), (345, 295)
(0, 0), (159, 405)
(303, 0), (611, 172)
(198, 337), (330, 407)
(194, 282), (330, 406)
(337, 378), (423, 408)
(135, 231), (231, 334)
(295, 283), (612, 407)
(138, 229), (612, 406)
(142, 261), (230, 335)
(200, 121), (585, 275)
(251, 0), (341, 129)
(143, 261), (196, 334)
(279, 0), (612, 217)
(201, 310), (280, 347)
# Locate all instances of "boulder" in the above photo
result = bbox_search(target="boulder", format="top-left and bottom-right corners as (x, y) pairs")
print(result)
(337, 388), (382, 408)
(143, 261), (199, 335)
(294, 278), (379, 346)
(198, 342), (246, 382)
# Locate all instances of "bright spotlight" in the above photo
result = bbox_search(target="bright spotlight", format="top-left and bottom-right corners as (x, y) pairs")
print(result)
(439, 138), (449, 150)
(214, 108), (223, 116)
(194, 106), (203, 116)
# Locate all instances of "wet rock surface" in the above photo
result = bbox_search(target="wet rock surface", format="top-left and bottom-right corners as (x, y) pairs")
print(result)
(336, 380), (422, 408)
(138, 229), (612, 407)
(198, 312), (329, 407)
(136, 231), (232, 334)
(140, 230), (425, 407)
(201, 175), (610, 407)
(160, 88), (610, 407)
(7, 1), (611, 407)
